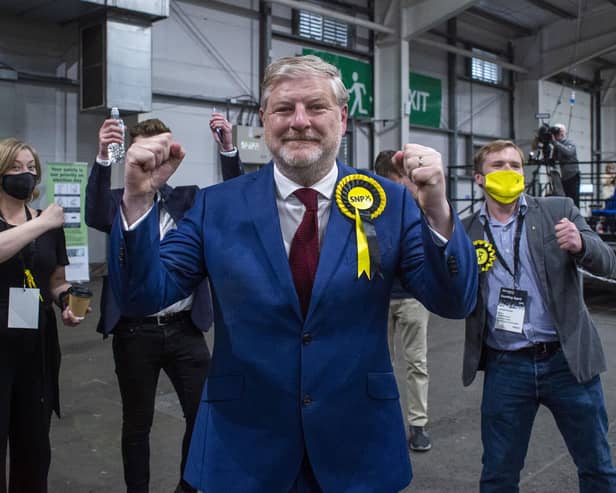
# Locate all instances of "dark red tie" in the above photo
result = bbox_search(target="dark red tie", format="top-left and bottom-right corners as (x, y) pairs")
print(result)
(289, 188), (319, 317)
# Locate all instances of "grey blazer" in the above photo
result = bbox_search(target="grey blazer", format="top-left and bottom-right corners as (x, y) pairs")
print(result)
(462, 194), (616, 385)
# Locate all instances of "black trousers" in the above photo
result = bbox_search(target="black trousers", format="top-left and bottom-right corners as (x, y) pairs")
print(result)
(112, 314), (210, 493)
(562, 172), (580, 207)
(0, 327), (52, 493)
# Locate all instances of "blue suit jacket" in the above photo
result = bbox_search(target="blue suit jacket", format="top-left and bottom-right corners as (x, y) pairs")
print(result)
(86, 153), (243, 336)
(109, 161), (477, 492)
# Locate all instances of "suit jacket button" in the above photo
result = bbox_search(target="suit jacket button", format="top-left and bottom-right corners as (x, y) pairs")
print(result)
(302, 333), (312, 345)
(447, 255), (458, 275)
(302, 394), (312, 406)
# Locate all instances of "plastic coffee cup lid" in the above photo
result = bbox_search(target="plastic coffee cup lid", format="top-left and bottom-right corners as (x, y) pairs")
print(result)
(69, 285), (93, 298)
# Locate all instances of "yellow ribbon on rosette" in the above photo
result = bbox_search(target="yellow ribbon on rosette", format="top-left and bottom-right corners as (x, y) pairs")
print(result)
(335, 174), (386, 279)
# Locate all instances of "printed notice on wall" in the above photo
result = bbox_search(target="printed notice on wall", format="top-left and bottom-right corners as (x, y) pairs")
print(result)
(46, 163), (90, 282)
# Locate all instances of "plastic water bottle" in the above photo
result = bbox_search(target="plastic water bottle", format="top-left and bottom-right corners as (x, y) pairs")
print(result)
(570, 91), (576, 107)
(107, 107), (125, 164)
(212, 106), (224, 142)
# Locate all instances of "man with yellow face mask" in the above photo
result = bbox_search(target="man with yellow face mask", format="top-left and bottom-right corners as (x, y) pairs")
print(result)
(463, 140), (616, 493)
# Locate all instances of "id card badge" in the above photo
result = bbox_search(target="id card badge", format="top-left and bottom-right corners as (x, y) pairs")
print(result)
(8, 287), (40, 329)
(494, 287), (527, 334)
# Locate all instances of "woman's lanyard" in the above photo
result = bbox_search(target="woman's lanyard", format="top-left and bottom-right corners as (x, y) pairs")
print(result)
(19, 207), (42, 301)
(483, 210), (525, 288)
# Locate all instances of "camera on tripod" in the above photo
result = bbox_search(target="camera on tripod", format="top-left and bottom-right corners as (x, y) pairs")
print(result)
(537, 122), (560, 145)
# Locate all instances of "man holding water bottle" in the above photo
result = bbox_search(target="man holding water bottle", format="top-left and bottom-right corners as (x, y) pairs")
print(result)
(86, 114), (243, 493)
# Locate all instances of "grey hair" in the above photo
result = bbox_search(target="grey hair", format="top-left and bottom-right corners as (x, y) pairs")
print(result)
(260, 55), (349, 109)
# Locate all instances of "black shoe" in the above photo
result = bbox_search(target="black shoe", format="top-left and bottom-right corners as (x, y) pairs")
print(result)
(408, 425), (432, 452)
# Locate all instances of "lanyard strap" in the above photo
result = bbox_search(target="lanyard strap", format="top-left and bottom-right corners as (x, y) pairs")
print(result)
(20, 206), (36, 270)
(0, 206), (41, 297)
(21, 208), (42, 301)
(483, 210), (525, 284)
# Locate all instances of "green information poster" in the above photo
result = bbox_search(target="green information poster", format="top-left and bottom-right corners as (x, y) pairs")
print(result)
(409, 72), (442, 128)
(303, 48), (373, 118)
(46, 163), (89, 281)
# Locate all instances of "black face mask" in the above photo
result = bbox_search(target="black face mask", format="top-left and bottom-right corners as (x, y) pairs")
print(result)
(2, 172), (37, 200)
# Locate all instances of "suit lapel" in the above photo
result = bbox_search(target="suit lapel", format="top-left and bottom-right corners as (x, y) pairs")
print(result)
(306, 163), (354, 320)
(467, 213), (488, 295)
(522, 195), (548, 291)
(244, 163), (302, 319)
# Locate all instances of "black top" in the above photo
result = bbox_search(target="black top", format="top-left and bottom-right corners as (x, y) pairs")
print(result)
(0, 210), (69, 309)
(0, 210), (69, 416)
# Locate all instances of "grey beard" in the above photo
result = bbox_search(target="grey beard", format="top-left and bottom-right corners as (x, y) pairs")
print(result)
(274, 147), (339, 187)
(272, 133), (342, 186)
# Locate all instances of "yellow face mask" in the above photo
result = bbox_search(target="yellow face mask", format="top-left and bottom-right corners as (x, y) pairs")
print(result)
(483, 170), (525, 204)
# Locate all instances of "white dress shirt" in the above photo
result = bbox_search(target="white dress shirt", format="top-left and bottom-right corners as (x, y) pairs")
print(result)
(149, 194), (193, 317)
(273, 162), (338, 256)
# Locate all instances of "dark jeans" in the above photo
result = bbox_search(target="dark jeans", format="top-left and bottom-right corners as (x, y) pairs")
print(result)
(0, 327), (51, 493)
(562, 172), (580, 207)
(112, 314), (210, 493)
(481, 347), (616, 493)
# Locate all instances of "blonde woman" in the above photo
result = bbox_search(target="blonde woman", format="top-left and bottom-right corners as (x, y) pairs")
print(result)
(0, 138), (84, 493)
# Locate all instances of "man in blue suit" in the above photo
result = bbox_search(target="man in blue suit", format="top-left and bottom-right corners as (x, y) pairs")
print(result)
(86, 117), (243, 493)
(108, 55), (478, 493)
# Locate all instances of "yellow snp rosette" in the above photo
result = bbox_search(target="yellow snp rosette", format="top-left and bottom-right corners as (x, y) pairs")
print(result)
(473, 239), (496, 273)
(335, 174), (386, 280)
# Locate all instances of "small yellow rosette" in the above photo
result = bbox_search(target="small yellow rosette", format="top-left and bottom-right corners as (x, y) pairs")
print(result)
(473, 239), (496, 273)
(335, 174), (386, 279)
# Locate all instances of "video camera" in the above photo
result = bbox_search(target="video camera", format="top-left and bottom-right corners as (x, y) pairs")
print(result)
(528, 116), (566, 197)
(536, 122), (560, 145)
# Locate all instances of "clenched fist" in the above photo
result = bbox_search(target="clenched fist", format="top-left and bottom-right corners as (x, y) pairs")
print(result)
(122, 133), (186, 225)
(39, 203), (65, 230)
(392, 143), (452, 237)
(555, 218), (583, 254)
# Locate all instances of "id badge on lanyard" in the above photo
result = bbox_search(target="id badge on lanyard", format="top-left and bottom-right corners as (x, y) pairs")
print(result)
(494, 287), (527, 334)
(8, 287), (40, 329)
(6, 206), (41, 329)
(485, 211), (528, 334)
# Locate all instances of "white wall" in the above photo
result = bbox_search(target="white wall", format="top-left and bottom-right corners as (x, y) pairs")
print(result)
(153, 1), (260, 103)
(456, 81), (510, 138)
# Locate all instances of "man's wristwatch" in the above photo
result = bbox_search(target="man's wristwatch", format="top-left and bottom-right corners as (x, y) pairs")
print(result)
(96, 156), (111, 167)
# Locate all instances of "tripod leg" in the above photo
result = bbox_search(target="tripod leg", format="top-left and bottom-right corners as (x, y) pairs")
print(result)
(549, 169), (565, 196)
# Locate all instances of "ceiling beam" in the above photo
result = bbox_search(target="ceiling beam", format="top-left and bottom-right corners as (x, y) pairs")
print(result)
(466, 6), (534, 37)
(601, 70), (616, 104)
(533, 30), (616, 79)
(526, 0), (576, 19)
(269, 0), (395, 34)
(402, 0), (479, 40)
(412, 37), (528, 73)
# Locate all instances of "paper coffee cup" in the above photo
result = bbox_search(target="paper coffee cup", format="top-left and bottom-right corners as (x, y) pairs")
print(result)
(68, 285), (93, 318)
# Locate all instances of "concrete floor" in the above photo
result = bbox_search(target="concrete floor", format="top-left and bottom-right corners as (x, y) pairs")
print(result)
(46, 278), (616, 493)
